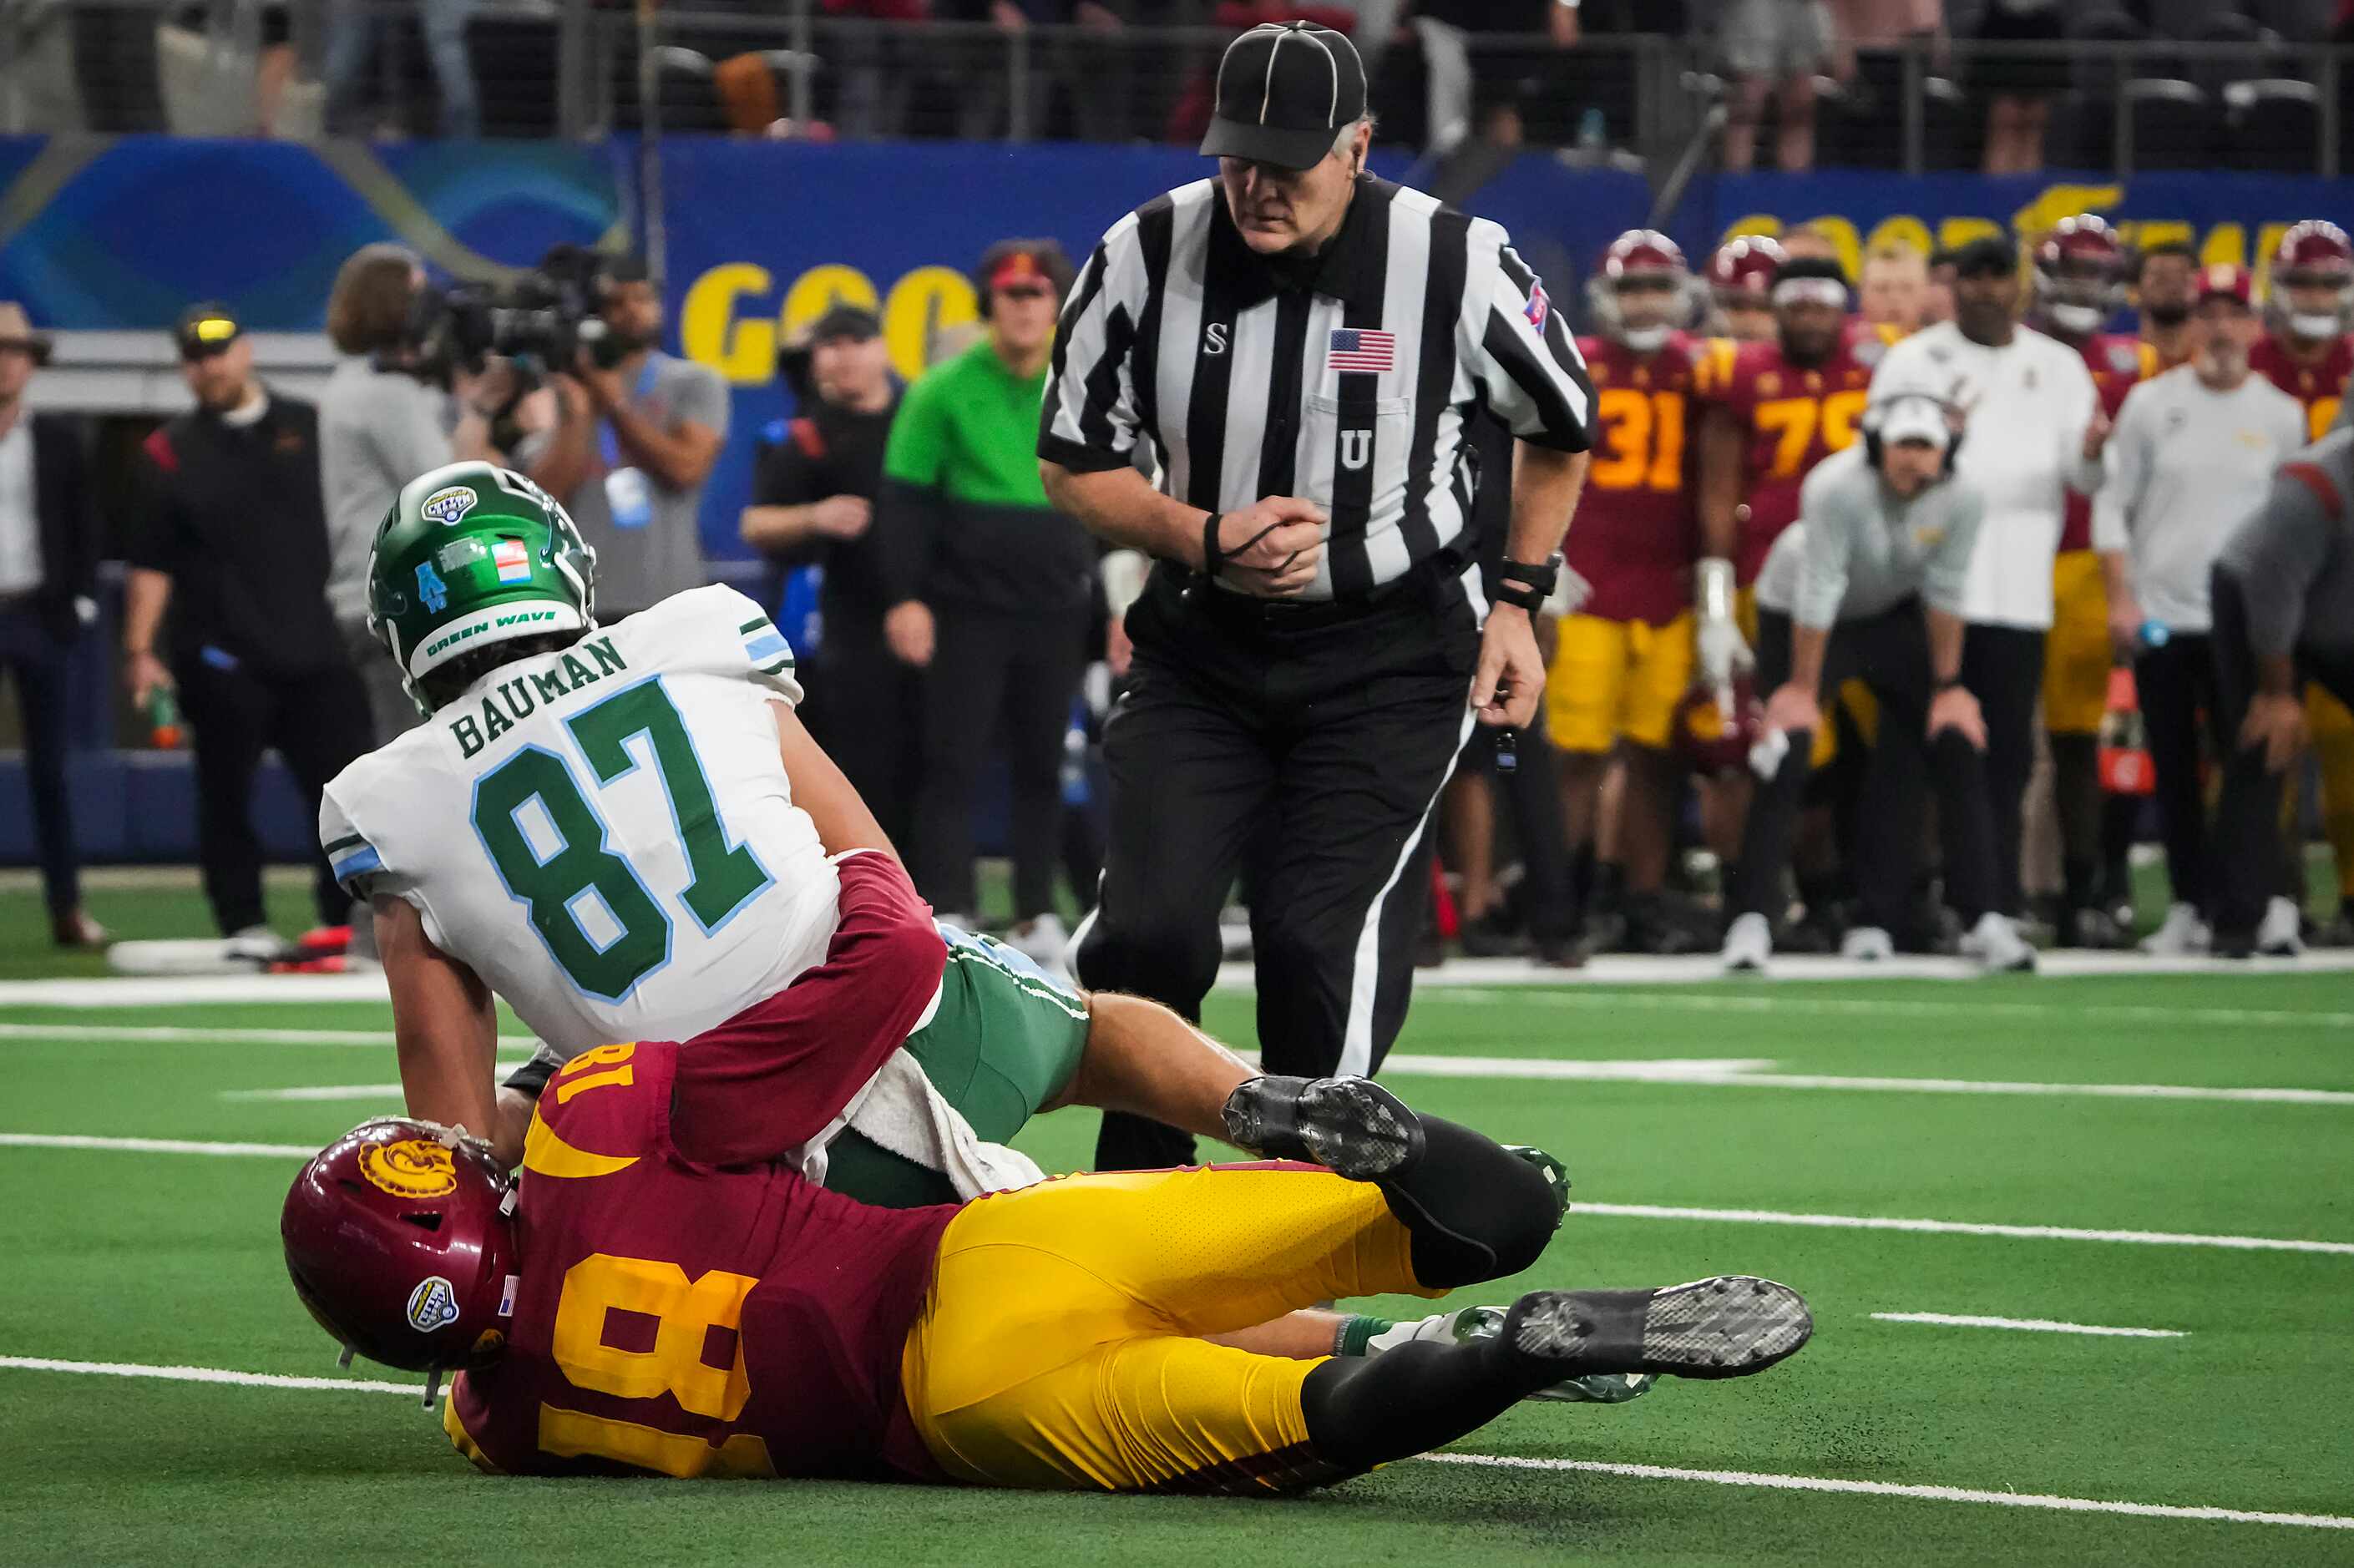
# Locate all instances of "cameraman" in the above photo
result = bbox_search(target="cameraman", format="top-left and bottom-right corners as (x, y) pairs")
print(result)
(318, 243), (499, 739)
(525, 255), (728, 622)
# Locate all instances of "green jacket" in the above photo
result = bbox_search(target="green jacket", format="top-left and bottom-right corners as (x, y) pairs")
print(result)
(878, 337), (1094, 615)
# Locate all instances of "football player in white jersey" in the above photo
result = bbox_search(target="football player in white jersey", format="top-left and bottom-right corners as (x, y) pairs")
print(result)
(323, 463), (1267, 1207)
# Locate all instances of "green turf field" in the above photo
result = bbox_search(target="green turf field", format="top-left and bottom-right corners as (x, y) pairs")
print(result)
(3, 951), (2351, 1562)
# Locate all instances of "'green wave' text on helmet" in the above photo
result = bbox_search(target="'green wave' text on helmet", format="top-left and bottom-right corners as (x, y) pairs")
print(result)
(366, 462), (599, 716)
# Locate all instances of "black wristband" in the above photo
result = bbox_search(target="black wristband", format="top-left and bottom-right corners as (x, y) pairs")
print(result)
(1202, 512), (1225, 578)
(1491, 578), (1548, 613)
(1497, 554), (1561, 597)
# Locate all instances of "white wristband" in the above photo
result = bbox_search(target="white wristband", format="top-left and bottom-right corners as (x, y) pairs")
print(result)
(1698, 557), (1736, 622)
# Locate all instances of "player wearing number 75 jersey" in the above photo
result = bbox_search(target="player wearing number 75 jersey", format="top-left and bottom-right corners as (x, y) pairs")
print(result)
(323, 462), (1259, 1205)
(283, 851), (1812, 1489)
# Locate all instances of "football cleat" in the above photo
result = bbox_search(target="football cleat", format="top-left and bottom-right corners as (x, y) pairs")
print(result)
(2140, 901), (2210, 956)
(2256, 896), (2306, 958)
(1960, 912), (2038, 974)
(1840, 925), (1894, 962)
(1721, 911), (1771, 974)
(1502, 1145), (1572, 1221)
(1435, 1304), (1658, 1404)
(1497, 1275), (1813, 1381)
(1222, 1075), (1425, 1181)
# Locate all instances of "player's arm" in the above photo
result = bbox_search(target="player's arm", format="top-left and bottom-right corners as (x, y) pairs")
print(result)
(1693, 401), (1752, 693)
(376, 894), (501, 1148)
(668, 852), (947, 1166)
(590, 367), (726, 493)
(772, 701), (898, 862)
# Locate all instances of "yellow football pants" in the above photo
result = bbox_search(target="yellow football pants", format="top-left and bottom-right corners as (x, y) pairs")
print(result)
(2305, 684), (2354, 898)
(901, 1164), (1441, 1495)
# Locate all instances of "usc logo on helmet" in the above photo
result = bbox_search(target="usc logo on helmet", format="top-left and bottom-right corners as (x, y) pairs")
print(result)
(358, 1139), (460, 1201)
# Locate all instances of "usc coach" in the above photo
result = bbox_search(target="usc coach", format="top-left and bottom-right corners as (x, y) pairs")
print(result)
(1040, 19), (1594, 1171)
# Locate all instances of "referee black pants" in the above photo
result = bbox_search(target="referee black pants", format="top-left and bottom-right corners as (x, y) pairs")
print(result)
(2133, 633), (2225, 913)
(2210, 567), (2354, 940)
(1734, 602), (2001, 940)
(172, 652), (375, 934)
(1962, 623), (2047, 915)
(1079, 563), (1480, 1173)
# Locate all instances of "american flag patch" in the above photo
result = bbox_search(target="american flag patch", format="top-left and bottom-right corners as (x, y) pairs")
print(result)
(493, 539), (532, 584)
(1329, 328), (1396, 375)
(1525, 281), (1550, 331)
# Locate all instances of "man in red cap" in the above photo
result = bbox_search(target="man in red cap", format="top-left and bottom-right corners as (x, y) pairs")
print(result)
(2095, 264), (2306, 957)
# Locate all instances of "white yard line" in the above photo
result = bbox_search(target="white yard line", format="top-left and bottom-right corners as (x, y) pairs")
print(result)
(5, 1131), (2348, 1255)
(1871, 1313), (2187, 1338)
(0, 1133), (316, 1157)
(5, 948), (2354, 1009)
(1569, 1202), (2354, 1256)
(0, 1022), (541, 1048)
(1417, 1453), (2353, 1531)
(1378, 1054), (2354, 1105)
(0, 1353), (2338, 1531)
(0, 1355), (425, 1396)
(1426, 988), (2354, 1030)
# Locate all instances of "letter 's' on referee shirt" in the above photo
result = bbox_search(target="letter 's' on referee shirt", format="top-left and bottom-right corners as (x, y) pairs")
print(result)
(1040, 174), (1595, 600)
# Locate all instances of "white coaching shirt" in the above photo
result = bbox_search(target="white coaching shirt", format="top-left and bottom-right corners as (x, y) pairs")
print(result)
(1868, 321), (2101, 630)
(320, 584), (841, 1057)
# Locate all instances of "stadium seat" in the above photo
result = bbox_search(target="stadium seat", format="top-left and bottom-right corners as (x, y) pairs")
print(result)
(2126, 78), (2216, 168)
(2225, 77), (2324, 169)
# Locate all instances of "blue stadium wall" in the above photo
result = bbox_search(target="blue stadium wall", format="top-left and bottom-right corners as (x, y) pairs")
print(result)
(0, 135), (2345, 862)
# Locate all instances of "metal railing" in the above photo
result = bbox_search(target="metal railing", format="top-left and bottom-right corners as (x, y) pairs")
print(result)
(3, 7), (2350, 182)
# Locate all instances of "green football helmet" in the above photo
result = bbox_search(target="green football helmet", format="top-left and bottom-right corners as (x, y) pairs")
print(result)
(366, 461), (599, 715)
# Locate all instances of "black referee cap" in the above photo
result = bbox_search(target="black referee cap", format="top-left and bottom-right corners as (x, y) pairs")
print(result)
(1201, 22), (1369, 171)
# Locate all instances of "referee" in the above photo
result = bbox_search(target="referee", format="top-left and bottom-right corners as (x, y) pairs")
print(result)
(1040, 19), (1594, 1171)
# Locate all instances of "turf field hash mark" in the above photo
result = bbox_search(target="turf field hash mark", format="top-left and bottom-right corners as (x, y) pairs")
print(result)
(1871, 1313), (2187, 1338)
(0, 1356), (431, 1396)
(0, 1023), (542, 1048)
(1433, 987), (2354, 1030)
(1378, 1054), (2354, 1105)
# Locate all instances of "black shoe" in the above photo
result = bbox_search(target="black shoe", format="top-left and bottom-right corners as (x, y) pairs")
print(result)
(1532, 936), (1585, 969)
(1459, 913), (1531, 959)
(2212, 929), (2256, 960)
(2057, 904), (2129, 950)
(1496, 1276), (1813, 1381)
(1221, 1075), (1426, 1181)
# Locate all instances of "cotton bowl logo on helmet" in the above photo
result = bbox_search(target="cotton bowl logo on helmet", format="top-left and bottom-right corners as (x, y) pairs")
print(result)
(405, 1276), (461, 1334)
(422, 485), (478, 526)
(357, 1138), (460, 1200)
(367, 461), (598, 716)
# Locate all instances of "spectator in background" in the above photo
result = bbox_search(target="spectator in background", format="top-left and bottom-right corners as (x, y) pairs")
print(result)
(121, 304), (373, 945)
(1721, 0), (1835, 172)
(1860, 243), (1931, 336)
(2135, 240), (2200, 370)
(322, 0), (479, 138)
(1922, 246), (1959, 326)
(318, 244), (498, 741)
(0, 302), (104, 949)
(1972, 0), (2064, 174)
(738, 303), (921, 846)
(880, 240), (1091, 962)
(524, 255), (727, 623)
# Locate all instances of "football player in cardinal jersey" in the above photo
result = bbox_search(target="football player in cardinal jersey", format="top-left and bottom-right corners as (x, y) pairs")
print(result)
(281, 866), (1812, 1490)
(1547, 230), (1706, 953)
(1705, 235), (1788, 346)
(2251, 220), (2354, 942)
(2028, 215), (2149, 946)
(2134, 240), (2200, 375)
(1690, 256), (1879, 920)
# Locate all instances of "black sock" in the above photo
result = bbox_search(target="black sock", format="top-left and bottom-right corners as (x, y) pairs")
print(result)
(1591, 861), (1628, 916)
(1300, 1336), (1552, 1470)
(1376, 1115), (1559, 1289)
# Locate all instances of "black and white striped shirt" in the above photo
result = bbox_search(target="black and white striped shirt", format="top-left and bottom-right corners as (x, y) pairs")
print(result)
(1040, 174), (1594, 600)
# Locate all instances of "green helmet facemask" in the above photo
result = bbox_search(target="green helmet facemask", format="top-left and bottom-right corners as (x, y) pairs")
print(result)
(365, 462), (600, 715)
